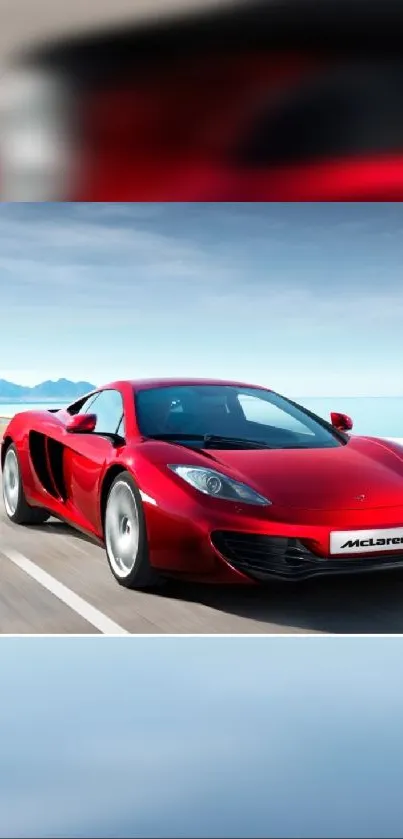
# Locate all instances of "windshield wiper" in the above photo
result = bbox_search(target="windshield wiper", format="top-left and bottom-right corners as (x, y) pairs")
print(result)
(203, 435), (273, 449)
(146, 433), (273, 449)
(146, 433), (205, 440)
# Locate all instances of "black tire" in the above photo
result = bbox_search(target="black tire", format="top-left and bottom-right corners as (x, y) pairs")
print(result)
(2, 443), (50, 525)
(104, 471), (162, 590)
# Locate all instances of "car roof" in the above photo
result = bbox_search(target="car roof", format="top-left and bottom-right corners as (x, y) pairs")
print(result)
(103, 378), (271, 393)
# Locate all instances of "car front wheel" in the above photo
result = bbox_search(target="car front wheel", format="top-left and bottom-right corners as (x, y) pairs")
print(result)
(104, 472), (161, 589)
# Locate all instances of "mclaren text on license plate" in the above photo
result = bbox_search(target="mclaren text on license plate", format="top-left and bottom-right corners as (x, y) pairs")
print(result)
(330, 527), (403, 555)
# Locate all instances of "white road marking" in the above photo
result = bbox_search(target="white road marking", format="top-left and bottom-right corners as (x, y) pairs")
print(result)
(2, 548), (130, 635)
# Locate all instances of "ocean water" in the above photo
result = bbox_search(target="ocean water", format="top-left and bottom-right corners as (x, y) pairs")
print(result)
(0, 401), (67, 417)
(0, 397), (402, 438)
(300, 397), (403, 438)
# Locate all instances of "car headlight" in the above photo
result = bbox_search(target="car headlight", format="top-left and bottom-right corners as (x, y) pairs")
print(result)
(168, 465), (271, 506)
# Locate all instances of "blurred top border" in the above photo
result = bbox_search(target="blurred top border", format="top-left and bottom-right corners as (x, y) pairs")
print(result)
(0, 0), (246, 65)
(3, 0), (403, 68)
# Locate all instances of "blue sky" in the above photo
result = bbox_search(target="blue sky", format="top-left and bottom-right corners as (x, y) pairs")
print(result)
(1, 636), (403, 838)
(1, 202), (403, 395)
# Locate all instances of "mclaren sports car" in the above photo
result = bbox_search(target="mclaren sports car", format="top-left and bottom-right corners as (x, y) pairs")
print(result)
(2, 378), (403, 589)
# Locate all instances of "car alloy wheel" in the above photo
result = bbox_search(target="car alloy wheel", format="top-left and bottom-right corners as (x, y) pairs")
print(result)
(105, 479), (141, 579)
(3, 447), (20, 517)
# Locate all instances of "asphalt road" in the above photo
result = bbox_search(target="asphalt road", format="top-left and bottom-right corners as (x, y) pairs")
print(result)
(3, 458), (403, 634)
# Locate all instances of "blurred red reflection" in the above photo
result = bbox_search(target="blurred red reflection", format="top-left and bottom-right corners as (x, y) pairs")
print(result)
(78, 52), (318, 200)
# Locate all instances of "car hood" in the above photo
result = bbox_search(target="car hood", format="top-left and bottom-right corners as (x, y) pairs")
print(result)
(203, 436), (403, 511)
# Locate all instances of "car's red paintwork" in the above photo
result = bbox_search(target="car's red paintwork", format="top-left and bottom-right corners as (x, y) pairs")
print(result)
(3, 377), (403, 584)
(330, 411), (353, 433)
(65, 413), (97, 433)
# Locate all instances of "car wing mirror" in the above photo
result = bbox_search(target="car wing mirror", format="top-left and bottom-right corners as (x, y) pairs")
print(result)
(330, 411), (353, 432)
(65, 413), (97, 433)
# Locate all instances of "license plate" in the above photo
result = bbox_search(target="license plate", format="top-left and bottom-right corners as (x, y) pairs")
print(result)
(330, 527), (403, 555)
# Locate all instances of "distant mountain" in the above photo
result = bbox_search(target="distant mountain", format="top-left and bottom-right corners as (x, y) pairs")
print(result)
(0, 378), (96, 402)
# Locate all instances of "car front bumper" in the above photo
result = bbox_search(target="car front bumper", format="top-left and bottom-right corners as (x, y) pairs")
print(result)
(210, 530), (403, 581)
(145, 494), (403, 583)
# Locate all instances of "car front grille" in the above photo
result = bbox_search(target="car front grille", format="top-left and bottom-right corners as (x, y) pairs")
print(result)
(211, 531), (403, 581)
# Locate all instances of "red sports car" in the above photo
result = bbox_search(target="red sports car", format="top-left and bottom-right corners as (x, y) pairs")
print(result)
(2, 378), (403, 589)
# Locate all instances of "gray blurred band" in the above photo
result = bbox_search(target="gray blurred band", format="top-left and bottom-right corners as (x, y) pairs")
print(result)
(0, 0), (245, 64)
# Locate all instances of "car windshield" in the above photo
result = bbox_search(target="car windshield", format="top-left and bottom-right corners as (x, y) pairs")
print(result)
(134, 385), (344, 450)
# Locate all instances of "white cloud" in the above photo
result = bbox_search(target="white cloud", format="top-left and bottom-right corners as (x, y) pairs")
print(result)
(0, 203), (402, 394)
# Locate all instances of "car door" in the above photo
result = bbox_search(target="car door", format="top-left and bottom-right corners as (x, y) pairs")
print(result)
(63, 388), (125, 534)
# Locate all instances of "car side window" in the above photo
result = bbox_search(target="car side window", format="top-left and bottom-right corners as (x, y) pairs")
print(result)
(88, 389), (124, 436)
(79, 394), (99, 414)
(68, 393), (98, 415)
(116, 415), (125, 438)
